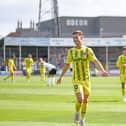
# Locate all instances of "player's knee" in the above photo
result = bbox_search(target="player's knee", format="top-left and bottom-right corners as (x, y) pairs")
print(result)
(83, 98), (88, 103)
(83, 95), (89, 103)
(77, 96), (83, 103)
(10, 73), (13, 76)
(78, 99), (82, 103)
(76, 93), (83, 103)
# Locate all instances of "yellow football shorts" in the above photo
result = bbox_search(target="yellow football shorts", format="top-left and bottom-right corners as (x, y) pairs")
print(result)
(73, 81), (91, 96)
(26, 68), (32, 75)
(120, 74), (126, 83)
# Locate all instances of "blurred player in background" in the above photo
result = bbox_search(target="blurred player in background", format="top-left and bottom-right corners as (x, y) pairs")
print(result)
(38, 58), (46, 81)
(116, 47), (126, 102)
(57, 30), (109, 126)
(4, 55), (16, 82)
(40, 58), (56, 86)
(23, 54), (34, 82)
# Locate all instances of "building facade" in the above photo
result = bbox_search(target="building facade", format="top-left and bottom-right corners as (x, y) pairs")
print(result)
(38, 16), (126, 38)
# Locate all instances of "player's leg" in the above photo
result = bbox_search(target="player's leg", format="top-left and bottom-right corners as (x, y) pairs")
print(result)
(52, 75), (55, 86)
(73, 84), (83, 124)
(4, 70), (11, 80)
(40, 69), (46, 81)
(121, 76), (126, 101)
(49, 69), (56, 86)
(10, 70), (14, 82)
(41, 73), (46, 80)
(26, 69), (31, 81)
(52, 69), (56, 86)
(25, 69), (28, 79)
(47, 74), (51, 86)
(121, 82), (126, 101)
(80, 81), (90, 126)
(40, 71), (44, 80)
(120, 75), (126, 101)
(28, 71), (32, 80)
(121, 83), (125, 96)
(80, 94), (88, 126)
(26, 70), (29, 80)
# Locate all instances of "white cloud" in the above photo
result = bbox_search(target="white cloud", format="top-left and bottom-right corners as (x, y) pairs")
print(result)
(0, 0), (38, 36)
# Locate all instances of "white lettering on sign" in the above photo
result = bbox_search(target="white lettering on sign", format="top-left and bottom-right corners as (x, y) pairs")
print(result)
(66, 19), (88, 26)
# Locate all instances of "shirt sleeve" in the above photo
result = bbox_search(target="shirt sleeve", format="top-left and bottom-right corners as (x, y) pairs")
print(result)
(23, 58), (26, 65)
(8, 60), (11, 67)
(87, 48), (97, 61)
(116, 56), (121, 68)
(31, 58), (34, 64)
(66, 49), (72, 64)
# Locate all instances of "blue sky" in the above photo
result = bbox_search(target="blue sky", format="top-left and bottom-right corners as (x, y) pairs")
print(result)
(0, 0), (126, 37)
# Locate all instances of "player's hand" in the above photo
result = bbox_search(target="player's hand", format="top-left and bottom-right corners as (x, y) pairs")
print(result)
(122, 64), (126, 67)
(101, 70), (109, 76)
(13, 65), (17, 71)
(56, 77), (62, 85)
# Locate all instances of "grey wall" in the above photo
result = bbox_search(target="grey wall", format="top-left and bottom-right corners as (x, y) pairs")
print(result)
(38, 16), (126, 38)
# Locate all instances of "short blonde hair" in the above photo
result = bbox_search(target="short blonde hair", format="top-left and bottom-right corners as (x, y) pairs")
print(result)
(122, 47), (126, 50)
(72, 30), (83, 36)
(39, 58), (44, 63)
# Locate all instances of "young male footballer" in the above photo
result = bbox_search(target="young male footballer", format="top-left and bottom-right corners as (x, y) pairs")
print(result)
(4, 55), (16, 82)
(38, 58), (46, 81)
(23, 54), (34, 82)
(116, 47), (126, 102)
(39, 58), (57, 86)
(57, 30), (109, 126)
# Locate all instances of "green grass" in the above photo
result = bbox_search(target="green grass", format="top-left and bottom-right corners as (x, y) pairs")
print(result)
(0, 76), (126, 126)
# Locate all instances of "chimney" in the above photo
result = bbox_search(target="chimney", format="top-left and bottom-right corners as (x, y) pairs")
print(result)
(17, 20), (20, 29)
(20, 21), (22, 29)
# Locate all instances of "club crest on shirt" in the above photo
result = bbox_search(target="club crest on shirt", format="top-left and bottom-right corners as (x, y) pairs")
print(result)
(81, 51), (87, 57)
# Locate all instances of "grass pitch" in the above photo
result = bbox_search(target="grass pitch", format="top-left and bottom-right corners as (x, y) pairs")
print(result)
(0, 75), (126, 126)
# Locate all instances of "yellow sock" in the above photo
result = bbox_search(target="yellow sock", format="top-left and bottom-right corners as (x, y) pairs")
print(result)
(26, 73), (31, 80)
(11, 75), (14, 81)
(122, 88), (126, 96)
(26, 75), (28, 80)
(81, 103), (88, 118)
(75, 102), (81, 112)
(41, 74), (45, 80)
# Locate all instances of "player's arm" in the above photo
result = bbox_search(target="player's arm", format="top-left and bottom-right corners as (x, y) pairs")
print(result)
(31, 58), (34, 64)
(122, 64), (126, 67)
(23, 59), (26, 66)
(57, 49), (72, 84)
(116, 56), (126, 68)
(7, 60), (11, 71)
(38, 61), (41, 67)
(92, 59), (109, 76)
(57, 63), (70, 84)
(116, 56), (122, 68)
(87, 48), (109, 76)
(13, 64), (17, 71)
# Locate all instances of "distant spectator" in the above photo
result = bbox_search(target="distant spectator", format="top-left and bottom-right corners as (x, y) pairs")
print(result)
(0, 62), (6, 71)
